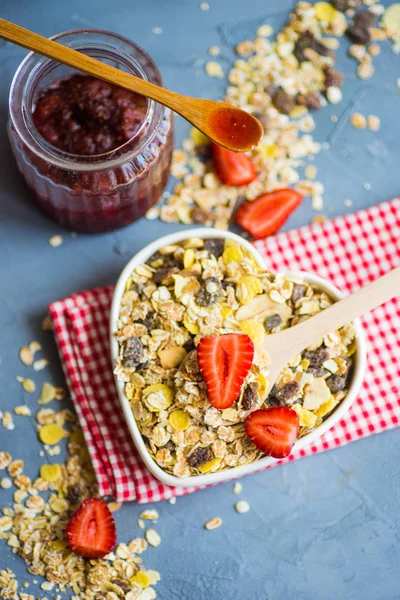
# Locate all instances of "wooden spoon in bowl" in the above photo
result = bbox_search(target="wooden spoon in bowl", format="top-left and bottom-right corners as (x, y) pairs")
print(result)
(256, 267), (400, 396)
(0, 18), (263, 152)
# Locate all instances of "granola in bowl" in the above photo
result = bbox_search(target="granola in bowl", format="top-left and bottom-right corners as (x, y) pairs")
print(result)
(113, 233), (357, 479)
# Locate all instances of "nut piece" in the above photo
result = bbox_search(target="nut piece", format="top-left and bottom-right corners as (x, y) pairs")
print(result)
(205, 517), (222, 530)
(158, 347), (187, 369)
(123, 336), (144, 368)
(235, 500), (250, 514)
(236, 294), (291, 324)
(303, 377), (331, 410)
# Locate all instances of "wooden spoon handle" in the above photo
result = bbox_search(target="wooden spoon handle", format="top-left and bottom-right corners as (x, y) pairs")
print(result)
(271, 267), (400, 358)
(0, 18), (180, 110)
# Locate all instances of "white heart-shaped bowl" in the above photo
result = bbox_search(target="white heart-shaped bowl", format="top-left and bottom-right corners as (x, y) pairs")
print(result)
(110, 228), (367, 488)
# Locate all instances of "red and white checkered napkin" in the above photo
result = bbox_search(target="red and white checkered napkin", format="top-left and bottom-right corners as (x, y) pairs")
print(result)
(49, 198), (400, 504)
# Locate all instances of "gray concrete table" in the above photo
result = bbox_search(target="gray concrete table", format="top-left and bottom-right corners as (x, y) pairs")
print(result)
(1, 1), (399, 598)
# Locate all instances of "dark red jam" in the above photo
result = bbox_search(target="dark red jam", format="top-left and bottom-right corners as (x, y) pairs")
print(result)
(33, 75), (148, 156)
(9, 52), (173, 233)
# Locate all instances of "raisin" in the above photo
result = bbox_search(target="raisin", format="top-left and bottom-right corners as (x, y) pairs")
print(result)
(274, 381), (300, 404)
(294, 31), (334, 63)
(196, 144), (212, 162)
(122, 336), (144, 368)
(297, 92), (323, 110)
(204, 238), (225, 259)
(291, 283), (306, 305)
(303, 347), (330, 377)
(332, 0), (361, 12)
(354, 10), (376, 28)
(66, 484), (81, 505)
(324, 67), (344, 90)
(188, 446), (214, 468)
(152, 266), (179, 284)
(265, 314), (282, 331)
(161, 440), (175, 452)
(183, 339), (196, 353)
(136, 313), (157, 332)
(112, 580), (131, 593)
(241, 383), (259, 411)
(272, 89), (296, 115)
(196, 277), (222, 307)
(346, 24), (371, 45)
(326, 375), (347, 393)
(190, 206), (209, 224)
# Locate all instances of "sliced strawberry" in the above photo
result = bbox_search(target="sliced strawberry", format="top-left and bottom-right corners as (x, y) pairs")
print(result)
(245, 406), (299, 458)
(212, 143), (257, 186)
(66, 498), (116, 558)
(235, 188), (303, 239)
(197, 334), (254, 409)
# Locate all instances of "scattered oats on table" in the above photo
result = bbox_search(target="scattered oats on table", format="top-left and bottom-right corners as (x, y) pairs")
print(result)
(235, 500), (250, 513)
(48, 234), (63, 248)
(205, 517), (222, 530)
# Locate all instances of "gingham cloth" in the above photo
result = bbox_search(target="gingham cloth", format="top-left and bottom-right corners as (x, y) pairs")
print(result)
(49, 198), (400, 504)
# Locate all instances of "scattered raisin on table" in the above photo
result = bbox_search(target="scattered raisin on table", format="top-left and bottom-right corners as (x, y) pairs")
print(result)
(272, 89), (296, 115)
(241, 383), (259, 411)
(190, 207), (209, 224)
(324, 67), (344, 90)
(204, 238), (225, 259)
(265, 314), (282, 331)
(332, 0), (361, 12)
(188, 446), (214, 468)
(122, 336), (144, 368)
(346, 24), (371, 45)
(297, 92), (323, 110)
(354, 10), (377, 28)
(294, 31), (334, 63)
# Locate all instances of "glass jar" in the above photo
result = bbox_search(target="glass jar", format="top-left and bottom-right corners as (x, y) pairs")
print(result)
(8, 29), (174, 233)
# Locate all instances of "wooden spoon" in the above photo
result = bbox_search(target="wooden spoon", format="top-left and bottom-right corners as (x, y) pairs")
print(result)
(0, 18), (263, 152)
(262, 268), (400, 396)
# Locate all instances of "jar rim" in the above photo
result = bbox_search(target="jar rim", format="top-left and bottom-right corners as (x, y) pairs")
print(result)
(9, 28), (166, 171)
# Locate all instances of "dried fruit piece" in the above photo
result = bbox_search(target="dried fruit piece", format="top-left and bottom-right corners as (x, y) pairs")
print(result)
(245, 406), (299, 458)
(235, 189), (303, 239)
(190, 206), (209, 224)
(272, 89), (296, 115)
(204, 238), (225, 258)
(66, 498), (117, 558)
(326, 374), (347, 393)
(314, 2), (337, 23)
(294, 30), (334, 63)
(131, 572), (151, 589)
(332, 0), (361, 12)
(238, 275), (263, 303)
(291, 283), (306, 305)
(323, 67), (344, 90)
(297, 92), (322, 110)
(239, 319), (265, 347)
(270, 381), (300, 405)
(168, 410), (191, 432)
(241, 383), (259, 411)
(197, 334), (254, 409)
(188, 446), (214, 468)
(123, 336), (144, 368)
(158, 347), (187, 369)
(196, 277), (222, 306)
(303, 347), (330, 376)
(39, 424), (64, 445)
(40, 464), (62, 482)
(212, 144), (257, 186)
(264, 314), (282, 331)
(183, 313), (200, 335)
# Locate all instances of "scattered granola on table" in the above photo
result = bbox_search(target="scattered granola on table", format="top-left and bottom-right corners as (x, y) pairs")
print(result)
(114, 237), (356, 477)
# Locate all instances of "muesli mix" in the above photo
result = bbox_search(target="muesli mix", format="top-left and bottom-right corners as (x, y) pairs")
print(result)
(114, 237), (356, 477)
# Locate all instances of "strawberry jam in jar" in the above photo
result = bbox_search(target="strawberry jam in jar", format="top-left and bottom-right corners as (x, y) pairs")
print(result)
(8, 30), (173, 232)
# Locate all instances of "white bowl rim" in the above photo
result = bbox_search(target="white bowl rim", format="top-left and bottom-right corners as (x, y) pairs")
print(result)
(110, 228), (367, 488)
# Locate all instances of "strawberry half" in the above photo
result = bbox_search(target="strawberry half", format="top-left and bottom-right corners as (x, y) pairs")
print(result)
(197, 333), (254, 409)
(245, 406), (299, 459)
(66, 498), (117, 559)
(235, 188), (303, 239)
(212, 143), (257, 186)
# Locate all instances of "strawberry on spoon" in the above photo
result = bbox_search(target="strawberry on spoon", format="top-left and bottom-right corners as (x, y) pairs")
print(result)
(66, 497), (117, 559)
(245, 406), (299, 458)
(235, 188), (303, 239)
(197, 333), (254, 409)
(212, 143), (257, 186)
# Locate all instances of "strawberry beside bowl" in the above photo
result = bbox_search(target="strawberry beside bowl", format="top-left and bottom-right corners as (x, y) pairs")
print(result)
(110, 228), (367, 488)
